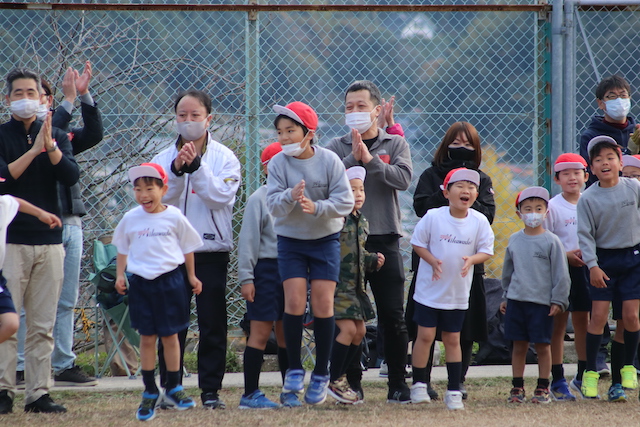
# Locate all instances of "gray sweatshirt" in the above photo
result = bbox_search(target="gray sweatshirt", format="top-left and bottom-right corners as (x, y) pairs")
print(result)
(266, 146), (354, 240)
(577, 177), (640, 269)
(501, 230), (570, 311)
(325, 128), (412, 235)
(237, 185), (278, 286)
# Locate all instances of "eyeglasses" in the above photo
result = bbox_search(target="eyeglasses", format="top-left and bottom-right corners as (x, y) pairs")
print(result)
(603, 92), (630, 100)
(623, 174), (640, 179)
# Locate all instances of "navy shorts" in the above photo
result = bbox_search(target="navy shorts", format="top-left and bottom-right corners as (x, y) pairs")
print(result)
(128, 268), (190, 337)
(246, 258), (284, 322)
(277, 233), (340, 283)
(413, 301), (466, 333)
(504, 299), (553, 344)
(568, 265), (591, 312)
(0, 274), (15, 315)
(589, 246), (640, 303)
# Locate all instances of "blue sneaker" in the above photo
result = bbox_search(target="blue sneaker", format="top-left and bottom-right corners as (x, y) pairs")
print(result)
(280, 391), (303, 408)
(304, 373), (330, 405)
(283, 369), (305, 394)
(136, 391), (160, 421)
(162, 385), (196, 410)
(550, 378), (576, 401)
(238, 390), (281, 409)
(570, 377), (599, 400)
(608, 383), (627, 402)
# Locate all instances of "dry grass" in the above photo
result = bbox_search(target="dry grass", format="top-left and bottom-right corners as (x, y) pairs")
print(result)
(5, 378), (640, 426)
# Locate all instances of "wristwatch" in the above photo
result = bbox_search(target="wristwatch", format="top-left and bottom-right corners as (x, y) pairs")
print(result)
(46, 140), (58, 153)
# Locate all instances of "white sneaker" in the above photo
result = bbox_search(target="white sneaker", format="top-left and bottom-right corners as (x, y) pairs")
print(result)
(410, 382), (431, 404)
(379, 361), (388, 378)
(444, 390), (464, 410)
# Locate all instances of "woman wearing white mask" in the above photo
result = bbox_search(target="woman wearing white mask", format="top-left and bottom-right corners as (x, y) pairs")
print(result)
(151, 89), (241, 410)
(266, 101), (354, 406)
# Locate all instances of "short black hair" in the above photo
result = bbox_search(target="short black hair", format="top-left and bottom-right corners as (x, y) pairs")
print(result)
(446, 180), (479, 191)
(595, 75), (631, 100)
(554, 170), (588, 180)
(273, 115), (315, 145)
(6, 68), (40, 96)
(517, 197), (548, 210)
(174, 89), (212, 114)
(589, 142), (621, 164)
(344, 80), (381, 106)
(133, 176), (164, 188)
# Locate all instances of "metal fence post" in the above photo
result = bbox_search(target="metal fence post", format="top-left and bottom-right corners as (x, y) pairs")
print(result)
(550, 0), (565, 189)
(564, 0), (577, 154)
(245, 1), (261, 195)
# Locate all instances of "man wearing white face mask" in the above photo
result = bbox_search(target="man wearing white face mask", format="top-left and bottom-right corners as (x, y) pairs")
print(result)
(579, 75), (640, 187)
(326, 80), (413, 403)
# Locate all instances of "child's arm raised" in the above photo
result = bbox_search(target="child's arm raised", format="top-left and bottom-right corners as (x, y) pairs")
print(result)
(115, 253), (128, 295)
(14, 197), (62, 229)
(412, 244), (443, 280)
(184, 252), (202, 295)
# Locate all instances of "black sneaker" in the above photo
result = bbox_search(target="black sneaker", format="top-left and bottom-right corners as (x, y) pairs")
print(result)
(459, 383), (468, 400)
(24, 394), (67, 413)
(387, 383), (411, 404)
(54, 365), (98, 387)
(427, 382), (439, 400)
(201, 391), (226, 409)
(16, 371), (25, 390)
(0, 390), (13, 414)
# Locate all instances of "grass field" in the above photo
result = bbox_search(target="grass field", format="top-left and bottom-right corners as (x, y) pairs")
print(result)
(4, 378), (640, 426)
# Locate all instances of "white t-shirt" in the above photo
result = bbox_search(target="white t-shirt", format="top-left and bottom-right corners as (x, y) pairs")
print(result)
(410, 206), (494, 310)
(0, 195), (19, 269)
(112, 205), (203, 280)
(544, 193), (579, 251)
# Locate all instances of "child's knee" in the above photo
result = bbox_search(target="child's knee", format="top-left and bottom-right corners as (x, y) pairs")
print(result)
(0, 312), (18, 339)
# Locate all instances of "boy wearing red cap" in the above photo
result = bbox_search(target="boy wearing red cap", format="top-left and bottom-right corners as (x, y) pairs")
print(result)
(113, 163), (204, 421)
(543, 154), (590, 400)
(501, 186), (570, 404)
(410, 168), (494, 410)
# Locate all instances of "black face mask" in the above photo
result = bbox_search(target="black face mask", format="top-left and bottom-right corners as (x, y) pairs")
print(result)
(448, 147), (476, 161)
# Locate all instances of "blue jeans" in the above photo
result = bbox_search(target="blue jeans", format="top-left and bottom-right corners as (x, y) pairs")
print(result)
(16, 223), (82, 373)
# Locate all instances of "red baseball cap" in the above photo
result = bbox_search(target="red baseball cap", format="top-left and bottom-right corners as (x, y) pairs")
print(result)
(261, 142), (283, 165)
(128, 163), (168, 185)
(554, 153), (587, 172)
(273, 101), (318, 131)
(440, 167), (480, 190)
(515, 186), (549, 208)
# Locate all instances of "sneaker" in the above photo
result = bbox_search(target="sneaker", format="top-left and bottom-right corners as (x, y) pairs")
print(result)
(620, 365), (638, 390)
(136, 391), (160, 421)
(410, 382), (431, 404)
(459, 383), (468, 400)
(351, 385), (364, 404)
(202, 391), (226, 409)
(239, 390), (280, 409)
(283, 369), (305, 394)
(379, 361), (388, 378)
(607, 383), (627, 402)
(304, 373), (330, 405)
(508, 387), (525, 403)
(54, 365), (98, 387)
(530, 387), (551, 404)
(427, 382), (439, 400)
(162, 385), (196, 410)
(15, 371), (25, 391)
(596, 354), (610, 376)
(581, 370), (600, 398)
(327, 375), (358, 404)
(0, 390), (13, 414)
(24, 394), (67, 413)
(569, 378), (585, 399)
(444, 390), (464, 410)
(550, 378), (576, 401)
(387, 383), (411, 404)
(280, 392), (302, 408)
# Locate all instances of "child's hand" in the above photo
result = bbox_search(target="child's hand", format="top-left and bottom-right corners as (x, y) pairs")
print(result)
(461, 256), (474, 277)
(499, 301), (507, 314)
(376, 252), (385, 270)
(292, 179), (305, 200)
(241, 283), (255, 303)
(549, 304), (562, 316)
(189, 275), (202, 295)
(299, 195), (316, 214)
(567, 249), (586, 267)
(590, 266), (609, 288)
(430, 259), (443, 281)
(115, 276), (127, 295)
(37, 211), (62, 229)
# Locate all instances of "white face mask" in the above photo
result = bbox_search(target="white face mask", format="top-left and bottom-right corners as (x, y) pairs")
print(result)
(345, 111), (374, 134)
(520, 212), (545, 228)
(36, 104), (49, 121)
(605, 98), (631, 121)
(281, 141), (306, 157)
(10, 98), (40, 119)
(175, 119), (208, 141)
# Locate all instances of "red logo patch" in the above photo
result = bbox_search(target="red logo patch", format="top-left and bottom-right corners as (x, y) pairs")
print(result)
(379, 154), (390, 164)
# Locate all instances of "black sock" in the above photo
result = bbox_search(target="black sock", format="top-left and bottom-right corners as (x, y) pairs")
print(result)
(166, 371), (180, 391)
(576, 360), (587, 382)
(446, 362), (462, 391)
(425, 341), (435, 383)
(283, 313), (303, 370)
(460, 340), (473, 383)
(611, 340), (624, 385)
(512, 377), (524, 388)
(413, 366), (428, 384)
(345, 344), (363, 390)
(586, 332), (602, 372)
(330, 342), (350, 382)
(277, 346), (289, 382)
(551, 364), (564, 382)
(312, 316), (335, 376)
(623, 329), (640, 365)
(243, 346), (264, 396)
(537, 378), (550, 389)
(142, 370), (159, 395)
(344, 343), (361, 371)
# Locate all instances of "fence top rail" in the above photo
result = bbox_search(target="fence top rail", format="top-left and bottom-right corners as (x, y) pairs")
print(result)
(0, 2), (550, 13)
